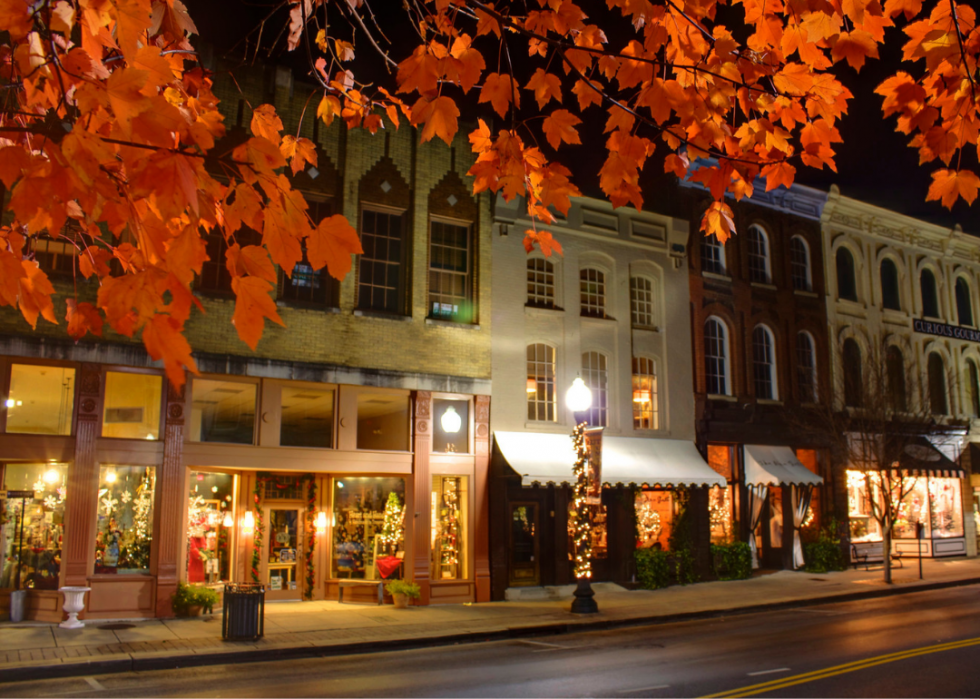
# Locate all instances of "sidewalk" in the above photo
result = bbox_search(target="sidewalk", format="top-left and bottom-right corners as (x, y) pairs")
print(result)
(2, 557), (980, 683)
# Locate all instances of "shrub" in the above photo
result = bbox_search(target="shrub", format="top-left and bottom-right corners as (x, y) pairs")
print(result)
(711, 542), (753, 580)
(385, 579), (421, 598)
(172, 582), (218, 615)
(803, 518), (847, 573)
(667, 489), (699, 585)
(634, 548), (671, 590)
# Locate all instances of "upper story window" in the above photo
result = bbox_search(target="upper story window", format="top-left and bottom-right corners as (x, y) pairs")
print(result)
(967, 359), (980, 418)
(632, 356), (659, 430)
(886, 345), (907, 412)
(526, 343), (557, 422)
(358, 207), (408, 315)
(199, 228), (262, 295)
(102, 371), (163, 440)
(279, 198), (339, 307)
(920, 268), (940, 318)
(356, 391), (410, 451)
(630, 276), (655, 328)
(955, 277), (973, 326)
(527, 258), (556, 308)
(842, 339), (862, 408)
(704, 317), (731, 396)
(31, 235), (78, 278)
(752, 325), (778, 400)
(580, 268), (607, 318)
(429, 219), (474, 322)
(747, 225), (771, 284)
(880, 258), (901, 311)
(836, 247), (858, 302)
(280, 385), (334, 448)
(796, 331), (817, 403)
(789, 236), (812, 291)
(582, 351), (609, 427)
(5, 363), (75, 435)
(189, 378), (257, 445)
(928, 352), (949, 415)
(701, 234), (726, 275)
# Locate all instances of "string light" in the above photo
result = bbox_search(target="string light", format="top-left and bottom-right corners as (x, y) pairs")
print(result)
(570, 421), (592, 580)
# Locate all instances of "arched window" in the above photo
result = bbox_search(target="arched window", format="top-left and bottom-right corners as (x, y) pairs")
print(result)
(704, 317), (731, 396)
(955, 277), (973, 326)
(796, 331), (817, 403)
(701, 234), (726, 275)
(842, 339), (862, 407)
(789, 236), (812, 292)
(582, 352), (609, 426)
(632, 356), (659, 430)
(526, 344), (557, 422)
(836, 247), (857, 302)
(747, 225), (771, 283)
(928, 352), (948, 415)
(527, 258), (556, 309)
(921, 268), (940, 318)
(630, 276), (655, 328)
(967, 359), (980, 418)
(886, 345), (907, 412)
(880, 258), (901, 311)
(580, 268), (607, 318)
(752, 325), (778, 400)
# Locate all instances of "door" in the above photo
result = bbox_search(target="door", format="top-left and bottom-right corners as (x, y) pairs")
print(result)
(265, 507), (303, 600)
(508, 503), (539, 586)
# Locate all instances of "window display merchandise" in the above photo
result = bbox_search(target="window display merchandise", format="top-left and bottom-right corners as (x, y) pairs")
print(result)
(95, 465), (155, 574)
(1, 463), (67, 590)
(331, 478), (405, 579)
(431, 476), (468, 580)
(847, 470), (964, 545)
(186, 472), (235, 585)
(635, 490), (673, 550)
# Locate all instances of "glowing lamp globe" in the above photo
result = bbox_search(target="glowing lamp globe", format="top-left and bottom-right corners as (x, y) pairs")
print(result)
(441, 406), (462, 434)
(43, 468), (60, 484)
(565, 378), (592, 413)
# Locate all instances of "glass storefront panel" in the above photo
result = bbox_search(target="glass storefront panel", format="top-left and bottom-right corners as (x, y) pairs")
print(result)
(432, 399), (469, 453)
(102, 372), (163, 440)
(635, 490), (673, 550)
(894, 477), (930, 539)
(189, 379), (257, 444)
(331, 477), (405, 579)
(268, 508), (300, 591)
(186, 471), (236, 585)
(847, 470), (883, 542)
(929, 478), (964, 538)
(709, 486), (734, 544)
(431, 475), (468, 580)
(356, 393), (410, 451)
(6, 364), (75, 435)
(280, 386), (334, 448)
(1, 463), (67, 590)
(95, 465), (155, 574)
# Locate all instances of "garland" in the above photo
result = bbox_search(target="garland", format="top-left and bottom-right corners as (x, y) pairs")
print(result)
(571, 422), (593, 579)
(305, 477), (317, 600)
(251, 481), (264, 583)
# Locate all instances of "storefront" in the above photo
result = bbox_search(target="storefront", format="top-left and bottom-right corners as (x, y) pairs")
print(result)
(489, 432), (725, 598)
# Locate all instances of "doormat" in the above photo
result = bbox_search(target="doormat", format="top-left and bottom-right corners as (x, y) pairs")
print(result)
(98, 623), (136, 630)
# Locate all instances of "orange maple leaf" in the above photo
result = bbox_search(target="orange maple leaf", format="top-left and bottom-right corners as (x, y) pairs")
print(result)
(280, 135), (318, 175)
(572, 79), (603, 111)
(0, 249), (26, 307)
(250, 104), (283, 143)
(884, 0), (923, 19)
(926, 169), (980, 208)
(831, 31), (879, 71)
(469, 119), (493, 154)
(525, 68), (563, 110)
(479, 73), (520, 118)
(17, 260), (57, 329)
(523, 229), (563, 257)
(231, 276), (286, 350)
(396, 45), (442, 96)
(226, 244), (277, 283)
(761, 161), (797, 191)
(414, 95), (460, 146)
(542, 109), (582, 150)
(142, 314), (198, 388)
(700, 202), (736, 244)
(307, 214), (363, 279)
(66, 299), (104, 339)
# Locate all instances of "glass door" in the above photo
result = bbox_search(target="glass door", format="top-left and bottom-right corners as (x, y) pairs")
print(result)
(265, 507), (302, 600)
(508, 503), (539, 586)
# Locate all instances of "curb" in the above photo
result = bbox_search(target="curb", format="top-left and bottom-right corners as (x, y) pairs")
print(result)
(3, 576), (979, 684)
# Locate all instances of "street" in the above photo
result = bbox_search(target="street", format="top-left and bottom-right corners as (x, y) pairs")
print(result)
(2, 585), (979, 698)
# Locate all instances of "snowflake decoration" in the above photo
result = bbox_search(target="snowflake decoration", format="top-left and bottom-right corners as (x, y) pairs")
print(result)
(120, 491), (132, 504)
(43, 496), (58, 510)
(101, 496), (118, 517)
(32, 479), (45, 494)
(57, 487), (66, 502)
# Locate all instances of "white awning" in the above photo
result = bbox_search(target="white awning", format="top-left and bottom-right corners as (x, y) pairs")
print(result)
(494, 432), (727, 488)
(743, 445), (823, 486)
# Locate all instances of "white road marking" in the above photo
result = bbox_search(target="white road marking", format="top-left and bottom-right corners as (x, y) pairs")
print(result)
(84, 677), (105, 691)
(616, 684), (670, 693)
(517, 639), (571, 650)
(747, 667), (791, 677)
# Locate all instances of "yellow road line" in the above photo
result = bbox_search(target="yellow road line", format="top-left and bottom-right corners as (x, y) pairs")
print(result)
(702, 636), (980, 698)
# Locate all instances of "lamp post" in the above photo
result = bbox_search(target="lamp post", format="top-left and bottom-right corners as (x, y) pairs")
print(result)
(566, 378), (599, 615)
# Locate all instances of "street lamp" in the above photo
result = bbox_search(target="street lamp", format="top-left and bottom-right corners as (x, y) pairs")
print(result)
(565, 377), (599, 615)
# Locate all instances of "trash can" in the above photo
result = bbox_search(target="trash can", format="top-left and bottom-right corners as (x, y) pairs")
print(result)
(222, 583), (265, 641)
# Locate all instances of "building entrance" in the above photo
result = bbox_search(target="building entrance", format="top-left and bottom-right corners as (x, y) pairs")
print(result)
(265, 507), (303, 600)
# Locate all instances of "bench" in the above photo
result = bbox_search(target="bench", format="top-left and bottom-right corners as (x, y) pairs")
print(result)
(338, 579), (384, 605)
(851, 542), (903, 571)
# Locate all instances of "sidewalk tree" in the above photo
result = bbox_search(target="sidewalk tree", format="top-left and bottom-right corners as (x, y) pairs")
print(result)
(1, 0), (979, 383)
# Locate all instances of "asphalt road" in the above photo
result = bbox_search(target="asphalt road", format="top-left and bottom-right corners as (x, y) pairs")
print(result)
(3, 585), (980, 698)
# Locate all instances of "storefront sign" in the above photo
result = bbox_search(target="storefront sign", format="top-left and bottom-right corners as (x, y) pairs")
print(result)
(6, 490), (34, 498)
(913, 318), (980, 343)
(584, 427), (603, 505)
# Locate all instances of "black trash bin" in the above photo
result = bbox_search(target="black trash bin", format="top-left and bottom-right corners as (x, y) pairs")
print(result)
(222, 583), (265, 641)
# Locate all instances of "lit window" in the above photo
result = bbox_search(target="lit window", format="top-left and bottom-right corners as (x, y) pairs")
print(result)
(433, 399), (469, 453)
(332, 477), (406, 579)
(704, 318), (730, 396)
(358, 208), (408, 315)
(701, 234), (726, 275)
(428, 220), (473, 322)
(102, 372), (163, 440)
(431, 475), (468, 580)
(752, 325), (778, 400)
(527, 258), (556, 308)
(580, 268), (607, 318)
(5, 364), (75, 435)
(582, 351), (608, 427)
(747, 225), (771, 284)
(526, 344), (557, 422)
(189, 379), (257, 444)
(796, 332), (817, 403)
(789, 236), (811, 291)
(1, 463), (67, 590)
(632, 357), (659, 430)
(95, 465), (155, 575)
(630, 277), (655, 328)
(356, 392), (410, 451)
(186, 471), (237, 585)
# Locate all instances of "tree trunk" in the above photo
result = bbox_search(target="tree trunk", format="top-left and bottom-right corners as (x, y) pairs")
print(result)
(882, 526), (893, 585)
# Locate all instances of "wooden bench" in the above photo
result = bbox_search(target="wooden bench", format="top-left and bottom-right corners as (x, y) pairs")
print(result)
(851, 542), (903, 571)
(338, 579), (384, 605)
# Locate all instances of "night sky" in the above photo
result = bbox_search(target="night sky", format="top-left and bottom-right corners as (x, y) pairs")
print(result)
(192, 1), (980, 234)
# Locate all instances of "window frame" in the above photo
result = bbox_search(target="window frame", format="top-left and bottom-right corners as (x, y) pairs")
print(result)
(704, 317), (731, 396)
(187, 374), (261, 446)
(526, 257), (557, 309)
(836, 247), (858, 302)
(581, 351), (609, 427)
(526, 343), (558, 422)
(2, 359), (79, 437)
(101, 367), (166, 441)
(789, 235), (812, 292)
(747, 224), (772, 284)
(629, 275), (656, 328)
(580, 267), (608, 318)
(752, 324), (778, 401)
(795, 331), (817, 404)
(920, 267), (941, 319)
(428, 216), (475, 323)
(927, 351), (949, 415)
(701, 233), (727, 275)
(632, 356), (659, 430)
(357, 203), (410, 316)
(880, 258), (902, 311)
(955, 276), (974, 327)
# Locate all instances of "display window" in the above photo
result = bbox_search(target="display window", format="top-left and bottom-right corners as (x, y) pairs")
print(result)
(929, 478), (964, 538)
(102, 371), (163, 440)
(189, 378), (257, 444)
(95, 465), (155, 574)
(186, 471), (236, 585)
(280, 386), (334, 448)
(847, 470), (884, 542)
(894, 477), (930, 539)
(356, 393), (410, 451)
(1, 463), (67, 590)
(432, 399), (469, 453)
(431, 475), (468, 580)
(848, 470), (965, 543)
(635, 490), (673, 550)
(331, 477), (405, 579)
(5, 364), (75, 435)
(709, 486), (734, 544)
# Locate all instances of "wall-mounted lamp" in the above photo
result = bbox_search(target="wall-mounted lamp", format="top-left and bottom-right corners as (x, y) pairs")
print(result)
(222, 513), (234, 528)
(315, 511), (328, 535)
(632, 388), (652, 404)
(440, 405), (462, 434)
(241, 510), (255, 535)
(526, 378), (537, 394)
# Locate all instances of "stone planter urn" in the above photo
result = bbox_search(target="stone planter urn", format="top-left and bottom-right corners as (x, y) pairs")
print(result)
(59, 587), (91, 629)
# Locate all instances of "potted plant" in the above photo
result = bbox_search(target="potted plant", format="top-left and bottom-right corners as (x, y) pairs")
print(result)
(385, 579), (420, 609)
(172, 582), (219, 617)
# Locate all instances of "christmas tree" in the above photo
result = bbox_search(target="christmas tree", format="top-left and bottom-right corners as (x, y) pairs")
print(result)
(376, 492), (403, 556)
